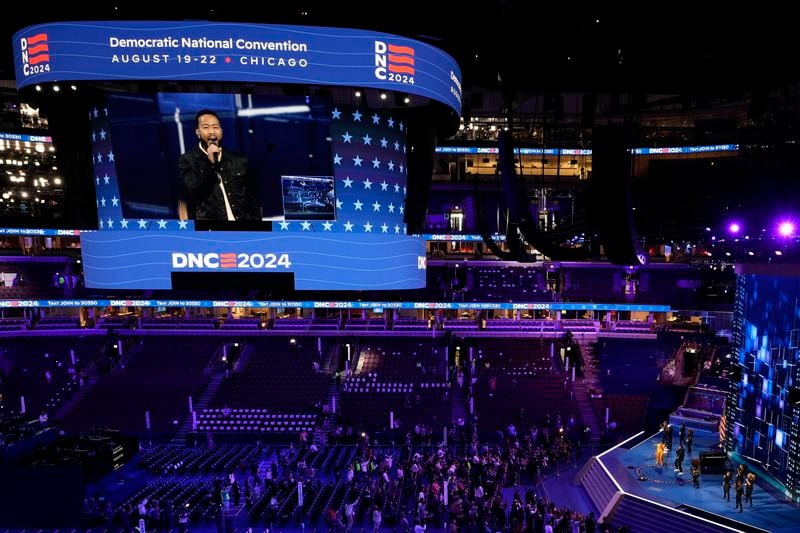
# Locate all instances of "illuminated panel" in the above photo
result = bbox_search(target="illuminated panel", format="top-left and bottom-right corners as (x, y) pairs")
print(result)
(730, 273), (800, 501)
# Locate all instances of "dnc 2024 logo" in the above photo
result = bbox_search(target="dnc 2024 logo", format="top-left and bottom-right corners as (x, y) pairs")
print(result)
(19, 33), (51, 76)
(374, 41), (415, 86)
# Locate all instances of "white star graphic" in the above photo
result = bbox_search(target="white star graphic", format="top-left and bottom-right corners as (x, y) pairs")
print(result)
(137, 219), (148, 229)
(99, 129), (107, 140)
(394, 183), (401, 193)
(120, 219), (129, 229)
(322, 221), (333, 231)
(403, 186), (407, 194)
(352, 110), (363, 122)
(99, 219), (104, 228)
(107, 218), (114, 228)
(381, 223), (389, 233)
(157, 219), (168, 229)
(342, 177), (353, 188)
(388, 203), (396, 213)
(92, 132), (96, 142)
(301, 221), (312, 231)
(100, 197), (106, 207)
(331, 108), (342, 119)
(341, 132), (353, 143)
(363, 178), (373, 189)
(371, 113), (381, 124)
(352, 155), (363, 166)
(394, 224), (401, 234)
(344, 221), (354, 232)
(399, 164), (405, 174)
(96, 153), (103, 163)
(400, 206), (404, 214)
(399, 121), (404, 131)
(333, 153), (343, 165)
(336, 199), (343, 210)
(104, 108), (108, 117)
(380, 181), (389, 191)
(95, 177), (100, 185)
(363, 221), (373, 232)
(354, 199), (364, 211)
(387, 161), (395, 171)
(107, 150), (115, 162)
(394, 141), (400, 150)
(362, 134), (372, 145)
(371, 157), (381, 169)
(279, 221), (290, 230)
(103, 174), (110, 185)
(178, 220), (189, 229)
(372, 201), (382, 212)
(380, 137), (389, 148)
(111, 196), (119, 207)
(388, 117), (395, 128)
(92, 108), (99, 118)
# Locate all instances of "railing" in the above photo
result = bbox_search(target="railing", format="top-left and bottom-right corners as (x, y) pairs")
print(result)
(538, 443), (604, 481)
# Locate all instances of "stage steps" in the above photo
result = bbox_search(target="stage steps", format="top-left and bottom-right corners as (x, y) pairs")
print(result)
(573, 456), (618, 515)
(609, 493), (756, 533)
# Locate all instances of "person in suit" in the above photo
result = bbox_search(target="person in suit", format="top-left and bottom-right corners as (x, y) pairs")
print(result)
(679, 423), (686, 446)
(686, 429), (694, 455)
(179, 109), (261, 221)
(674, 444), (685, 474)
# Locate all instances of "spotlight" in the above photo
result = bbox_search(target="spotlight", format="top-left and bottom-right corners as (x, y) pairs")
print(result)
(35, 85), (42, 92)
(728, 222), (741, 235)
(380, 93), (387, 100)
(52, 85), (60, 92)
(778, 221), (796, 237)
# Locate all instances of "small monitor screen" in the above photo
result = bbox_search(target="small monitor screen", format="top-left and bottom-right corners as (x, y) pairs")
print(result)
(281, 175), (336, 220)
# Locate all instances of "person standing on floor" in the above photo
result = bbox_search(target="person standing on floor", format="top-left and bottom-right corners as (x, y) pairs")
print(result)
(735, 480), (744, 512)
(745, 473), (756, 506)
(679, 423), (686, 446)
(691, 459), (701, 488)
(723, 470), (732, 501)
(674, 444), (685, 474)
(686, 429), (694, 455)
(655, 441), (666, 467)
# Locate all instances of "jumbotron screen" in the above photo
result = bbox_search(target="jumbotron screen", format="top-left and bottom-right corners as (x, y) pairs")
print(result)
(9, 20), (465, 292)
(79, 90), (425, 291)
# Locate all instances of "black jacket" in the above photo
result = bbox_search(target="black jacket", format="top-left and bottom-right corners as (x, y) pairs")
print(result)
(179, 144), (260, 220)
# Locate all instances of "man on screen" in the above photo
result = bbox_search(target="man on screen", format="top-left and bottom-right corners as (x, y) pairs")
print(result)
(179, 109), (261, 221)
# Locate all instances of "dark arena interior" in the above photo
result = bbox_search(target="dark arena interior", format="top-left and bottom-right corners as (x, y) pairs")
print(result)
(1, 4), (800, 533)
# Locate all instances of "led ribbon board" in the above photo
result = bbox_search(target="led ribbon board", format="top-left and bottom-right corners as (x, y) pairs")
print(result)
(13, 21), (462, 114)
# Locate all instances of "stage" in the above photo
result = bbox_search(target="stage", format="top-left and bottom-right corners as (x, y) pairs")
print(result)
(601, 429), (800, 532)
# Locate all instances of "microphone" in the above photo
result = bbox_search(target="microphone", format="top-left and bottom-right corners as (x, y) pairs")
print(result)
(208, 139), (220, 164)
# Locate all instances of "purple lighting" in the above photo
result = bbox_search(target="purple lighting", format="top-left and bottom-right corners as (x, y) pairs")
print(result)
(728, 222), (741, 234)
(778, 221), (796, 237)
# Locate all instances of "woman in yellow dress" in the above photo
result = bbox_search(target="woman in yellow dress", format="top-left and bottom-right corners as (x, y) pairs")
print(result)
(656, 441), (666, 466)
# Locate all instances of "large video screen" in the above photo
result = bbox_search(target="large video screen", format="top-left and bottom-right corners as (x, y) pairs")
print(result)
(729, 274), (800, 497)
(79, 90), (427, 291)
